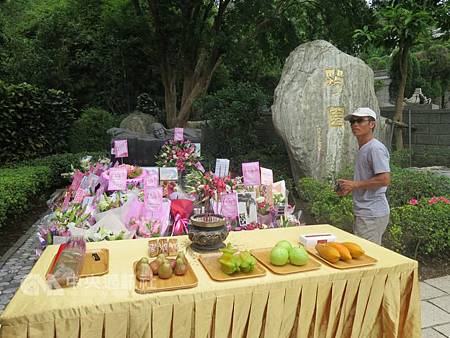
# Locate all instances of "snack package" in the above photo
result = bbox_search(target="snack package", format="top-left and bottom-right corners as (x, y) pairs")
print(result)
(46, 237), (86, 289)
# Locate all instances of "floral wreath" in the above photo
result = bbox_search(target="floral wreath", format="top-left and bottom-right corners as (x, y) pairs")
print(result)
(155, 139), (201, 172)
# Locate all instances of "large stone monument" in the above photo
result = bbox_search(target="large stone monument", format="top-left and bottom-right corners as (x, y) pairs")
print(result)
(119, 112), (158, 134)
(272, 40), (391, 180)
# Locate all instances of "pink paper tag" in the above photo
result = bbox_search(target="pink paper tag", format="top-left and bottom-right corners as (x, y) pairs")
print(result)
(107, 168), (127, 191)
(220, 193), (238, 219)
(144, 168), (159, 187)
(73, 188), (86, 204)
(145, 187), (163, 212)
(242, 162), (261, 186)
(195, 162), (205, 173)
(62, 191), (71, 210)
(114, 140), (128, 158)
(174, 128), (184, 141)
(260, 167), (273, 185)
(70, 171), (84, 191)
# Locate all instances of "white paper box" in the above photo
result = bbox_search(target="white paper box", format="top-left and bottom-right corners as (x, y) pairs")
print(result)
(299, 233), (336, 247)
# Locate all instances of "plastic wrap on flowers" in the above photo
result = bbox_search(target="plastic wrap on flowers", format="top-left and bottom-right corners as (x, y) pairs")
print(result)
(170, 199), (194, 236)
(94, 192), (136, 223)
(129, 199), (172, 237)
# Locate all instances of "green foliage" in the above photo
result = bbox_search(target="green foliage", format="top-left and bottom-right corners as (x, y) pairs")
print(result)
(297, 178), (354, 232)
(0, 81), (76, 163)
(388, 168), (450, 208)
(412, 146), (450, 168)
(389, 49), (420, 101)
(367, 55), (391, 71)
(0, 151), (108, 227)
(22, 151), (108, 187)
(389, 197), (450, 258)
(196, 82), (268, 162)
(68, 107), (120, 153)
(0, 0), (159, 114)
(0, 166), (52, 227)
(390, 149), (411, 168)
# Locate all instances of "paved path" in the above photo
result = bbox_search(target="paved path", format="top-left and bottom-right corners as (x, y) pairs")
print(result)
(0, 214), (449, 337)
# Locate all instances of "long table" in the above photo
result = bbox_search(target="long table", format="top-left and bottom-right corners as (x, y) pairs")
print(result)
(0, 225), (420, 338)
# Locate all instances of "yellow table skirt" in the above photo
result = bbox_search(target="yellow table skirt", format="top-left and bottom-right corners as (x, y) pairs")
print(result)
(0, 225), (420, 338)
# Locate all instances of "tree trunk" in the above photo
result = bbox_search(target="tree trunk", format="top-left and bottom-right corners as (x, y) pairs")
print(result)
(393, 44), (409, 150)
(161, 66), (178, 128)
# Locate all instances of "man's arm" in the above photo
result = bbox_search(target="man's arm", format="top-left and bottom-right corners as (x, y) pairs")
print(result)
(337, 172), (390, 196)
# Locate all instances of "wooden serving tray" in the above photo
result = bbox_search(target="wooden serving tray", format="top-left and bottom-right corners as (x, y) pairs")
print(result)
(46, 247), (109, 279)
(198, 253), (266, 282)
(305, 247), (377, 269)
(80, 249), (109, 277)
(250, 248), (321, 275)
(133, 260), (198, 294)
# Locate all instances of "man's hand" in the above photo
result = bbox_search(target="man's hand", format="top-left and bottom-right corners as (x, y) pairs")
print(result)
(336, 173), (390, 196)
(337, 179), (356, 196)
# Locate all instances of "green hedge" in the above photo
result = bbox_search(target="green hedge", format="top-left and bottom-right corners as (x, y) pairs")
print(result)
(0, 151), (108, 228)
(0, 166), (52, 227)
(297, 178), (354, 232)
(388, 168), (450, 207)
(0, 81), (77, 163)
(389, 197), (450, 257)
(24, 151), (108, 187)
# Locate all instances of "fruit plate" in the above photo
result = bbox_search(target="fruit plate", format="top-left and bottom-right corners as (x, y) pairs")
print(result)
(198, 253), (266, 282)
(250, 248), (321, 275)
(133, 260), (198, 294)
(305, 247), (377, 269)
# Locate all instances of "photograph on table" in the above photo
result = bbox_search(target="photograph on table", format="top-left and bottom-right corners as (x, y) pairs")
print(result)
(159, 167), (178, 181)
(237, 191), (257, 226)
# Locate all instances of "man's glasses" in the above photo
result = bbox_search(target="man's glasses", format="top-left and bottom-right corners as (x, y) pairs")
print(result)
(349, 118), (371, 125)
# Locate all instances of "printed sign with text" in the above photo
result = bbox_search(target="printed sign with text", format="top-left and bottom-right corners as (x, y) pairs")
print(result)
(214, 159), (230, 178)
(242, 162), (261, 186)
(174, 128), (184, 141)
(145, 186), (163, 212)
(220, 193), (238, 219)
(144, 167), (159, 187)
(107, 168), (127, 191)
(260, 167), (273, 185)
(114, 139), (128, 158)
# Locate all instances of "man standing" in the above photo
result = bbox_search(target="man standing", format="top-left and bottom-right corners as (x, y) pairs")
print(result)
(337, 107), (391, 245)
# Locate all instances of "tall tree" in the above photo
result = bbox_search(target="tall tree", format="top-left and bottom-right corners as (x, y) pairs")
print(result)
(354, 0), (445, 150)
(139, 0), (312, 127)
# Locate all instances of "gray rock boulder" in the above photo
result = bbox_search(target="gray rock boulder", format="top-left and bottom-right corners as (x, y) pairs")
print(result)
(119, 112), (157, 134)
(272, 40), (391, 181)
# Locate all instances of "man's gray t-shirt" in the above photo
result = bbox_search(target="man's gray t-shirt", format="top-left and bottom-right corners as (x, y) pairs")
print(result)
(353, 138), (390, 217)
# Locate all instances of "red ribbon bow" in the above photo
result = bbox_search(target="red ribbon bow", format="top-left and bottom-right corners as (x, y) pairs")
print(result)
(172, 214), (189, 236)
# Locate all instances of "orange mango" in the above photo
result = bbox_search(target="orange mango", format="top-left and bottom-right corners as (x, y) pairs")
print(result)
(315, 243), (340, 263)
(326, 242), (352, 261)
(341, 242), (365, 258)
